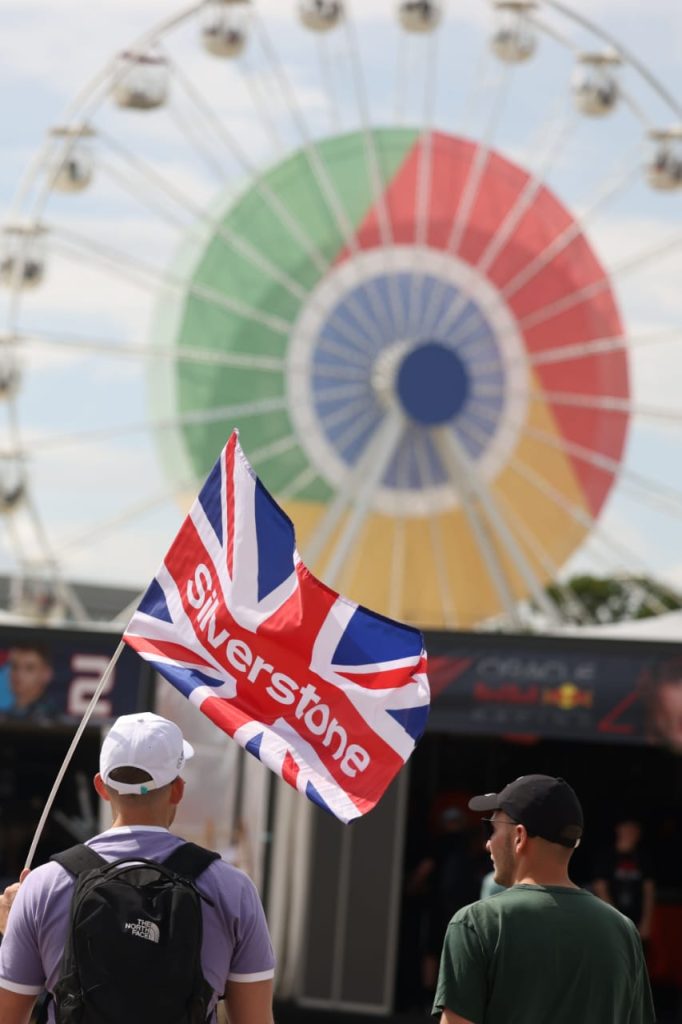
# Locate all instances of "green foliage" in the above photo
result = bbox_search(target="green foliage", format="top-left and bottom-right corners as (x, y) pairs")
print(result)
(544, 575), (682, 625)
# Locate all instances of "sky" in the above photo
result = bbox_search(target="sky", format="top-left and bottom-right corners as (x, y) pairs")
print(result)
(0, 0), (681, 623)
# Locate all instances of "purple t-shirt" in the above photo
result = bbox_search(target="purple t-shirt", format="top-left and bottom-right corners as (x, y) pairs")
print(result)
(0, 826), (275, 1021)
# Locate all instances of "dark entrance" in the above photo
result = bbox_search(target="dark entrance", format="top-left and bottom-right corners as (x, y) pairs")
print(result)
(396, 730), (682, 1019)
(0, 723), (101, 884)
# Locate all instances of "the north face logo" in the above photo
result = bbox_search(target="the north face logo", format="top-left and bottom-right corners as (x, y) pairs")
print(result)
(124, 918), (160, 943)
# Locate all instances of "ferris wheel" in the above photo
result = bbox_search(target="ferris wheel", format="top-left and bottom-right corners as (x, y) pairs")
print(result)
(1, 0), (682, 629)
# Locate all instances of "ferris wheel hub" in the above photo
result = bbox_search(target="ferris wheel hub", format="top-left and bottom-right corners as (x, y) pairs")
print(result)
(397, 340), (470, 425)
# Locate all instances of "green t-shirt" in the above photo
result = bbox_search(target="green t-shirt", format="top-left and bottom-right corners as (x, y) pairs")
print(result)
(433, 884), (655, 1024)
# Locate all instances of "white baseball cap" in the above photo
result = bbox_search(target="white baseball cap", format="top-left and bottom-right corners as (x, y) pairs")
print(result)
(100, 712), (194, 795)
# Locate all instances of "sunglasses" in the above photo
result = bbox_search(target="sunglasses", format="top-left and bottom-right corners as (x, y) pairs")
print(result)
(481, 817), (519, 839)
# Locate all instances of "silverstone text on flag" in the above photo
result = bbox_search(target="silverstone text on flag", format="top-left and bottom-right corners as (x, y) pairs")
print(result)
(123, 431), (430, 823)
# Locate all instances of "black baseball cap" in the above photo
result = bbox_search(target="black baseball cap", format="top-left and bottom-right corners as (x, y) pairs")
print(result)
(468, 775), (584, 849)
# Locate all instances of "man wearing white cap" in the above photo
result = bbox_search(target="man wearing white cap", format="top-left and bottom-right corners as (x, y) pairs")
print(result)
(0, 712), (276, 1024)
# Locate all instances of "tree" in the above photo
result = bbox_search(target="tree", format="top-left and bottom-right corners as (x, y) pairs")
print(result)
(543, 574), (682, 626)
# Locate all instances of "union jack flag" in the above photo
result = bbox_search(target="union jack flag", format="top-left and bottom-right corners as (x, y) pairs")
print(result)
(123, 431), (429, 823)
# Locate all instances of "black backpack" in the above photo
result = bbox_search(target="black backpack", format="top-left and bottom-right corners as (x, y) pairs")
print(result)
(48, 842), (220, 1024)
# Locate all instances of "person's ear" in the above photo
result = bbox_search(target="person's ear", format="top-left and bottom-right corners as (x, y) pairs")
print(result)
(93, 773), (111, 802)
(170, 777), (185, 806)
(514, 824), (528, 853)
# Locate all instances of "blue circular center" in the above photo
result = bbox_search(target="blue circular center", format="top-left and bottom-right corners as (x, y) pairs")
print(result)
(397, 340), (470, 425)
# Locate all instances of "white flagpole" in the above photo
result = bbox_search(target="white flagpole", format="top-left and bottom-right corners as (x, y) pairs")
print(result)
(23, 639), (127, 870)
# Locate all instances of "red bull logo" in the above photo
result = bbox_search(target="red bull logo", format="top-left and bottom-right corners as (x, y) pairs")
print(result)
(542, 683), (593, 711)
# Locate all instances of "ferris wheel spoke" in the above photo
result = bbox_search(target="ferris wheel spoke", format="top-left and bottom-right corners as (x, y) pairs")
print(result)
(528, 328), (680, 367)
(414, 46), (439, 252)
(427, 65), (512, 339)
(240, 58), (289, 160)
(247, 433), (299, 469)
(309, 380), (371, 404)
(476, 99), (577, 277)
(20, 490), (89, 620)
(528, 388), (682, 424)
(447, 66), (511, 260)
(49, 227), (292, 337)
(436, 429), (562, 625)
(499, 143), (644, 302)
(29, 397), (288, 453)
(304, 410), (403, 583)
(318, 394), (376, 436)
(310, 361), (372, 382)
(253, 11), (360, 240)
(8, 329), (286, 372)
(180, 33), (290, 163)
(343, 12), (406, 333)
(387, 441), (410, 622)
(506, 450), (671, 616)
(312, 334), (374, 368)
(519, 229), (682, 331)
(277, 463), (318, 502)
(332, 404), (383, 458)
(412, 431), (459, 628)
(448, 94), (578, 347)
(98, 158), (190, 232)
(166, 53), (328, 275)
(522, 421), (682, 521)
(434, 430), (522, 626)
(528, 11), (578, 51)
(393, 19), (408, 124)
(321, 412), (404, 588)
(252, 11), (394, 340)
(457, 413), (666, 617)
(441, 129), (635, 349)
(405, 26), (440, 335)
(315, 32), (342, 135)
(97, 129), (316, 307)
(165, 98), (232, 184)
(343, 15), (395, 251)
(58, 480), (192, 555)
(488, 491), (595, 625)
(618, 85), (654, 131)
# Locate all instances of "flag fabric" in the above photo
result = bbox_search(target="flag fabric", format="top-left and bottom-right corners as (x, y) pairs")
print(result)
(123, 431), (429, 823)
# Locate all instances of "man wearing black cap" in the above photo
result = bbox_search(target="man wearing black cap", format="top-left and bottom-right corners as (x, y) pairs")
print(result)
(433, 774), (655, 1024)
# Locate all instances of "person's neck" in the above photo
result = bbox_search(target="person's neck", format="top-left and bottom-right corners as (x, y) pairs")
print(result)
(513, 862), (577, 888)
(109, 814), (171, 830)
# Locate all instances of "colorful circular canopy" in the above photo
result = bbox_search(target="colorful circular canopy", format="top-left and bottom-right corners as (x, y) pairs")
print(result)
(153, 128), (629, 628)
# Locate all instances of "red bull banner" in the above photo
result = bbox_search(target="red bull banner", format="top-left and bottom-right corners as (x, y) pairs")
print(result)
(425, 631), (682, 754)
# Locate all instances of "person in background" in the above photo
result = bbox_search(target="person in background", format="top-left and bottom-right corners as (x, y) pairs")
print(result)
(593, 818), (656, 946)
(410, 803), (479, 998)
(479, 869), (505, 899)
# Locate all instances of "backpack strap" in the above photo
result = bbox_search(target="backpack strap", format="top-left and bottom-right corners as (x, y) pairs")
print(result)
(163, 842), (220, 882)
(51, 844), (107, 876)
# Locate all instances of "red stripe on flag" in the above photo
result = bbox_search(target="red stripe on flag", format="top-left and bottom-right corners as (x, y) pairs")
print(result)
(338, 664), (425, 690)
(199, 695), (248, 739)
(281, 751), (300, 789)
(225, 434), (236, 580)
(124, 634), (214, 670)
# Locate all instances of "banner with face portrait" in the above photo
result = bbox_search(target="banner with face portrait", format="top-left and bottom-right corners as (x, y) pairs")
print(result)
(425, 631), (682, 754)
(0, 626), (153, 726)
